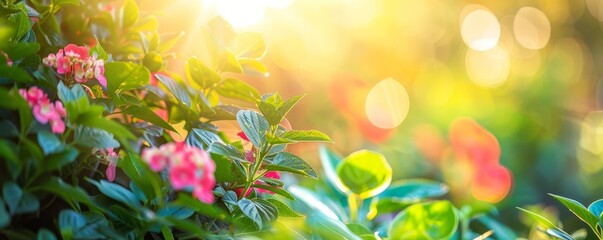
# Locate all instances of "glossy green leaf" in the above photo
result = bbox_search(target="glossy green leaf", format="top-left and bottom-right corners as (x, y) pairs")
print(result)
(346, 223), (373, 236)
(0, 66), (32, 83)
(3, 182), (22, 214)
(237, 198), (278, 230)
(251, 184), (295, 200)
(209, 141), (247, 162)
(216, 78), (260, 103)
(161, 225), (174, 240)
(123, 105), (176, 132)
(186, 128), (221, 149)
(280, 130), (332, 142)
(266, 152), (317, 178)
(119, 154), (162, 204)
(218, 47), (243, 73)
(45, 146), (79, 171)
(336, 150), (392, 198)
(89, 42), (109, 61)
(550, 194), (601, 238)
(0, 199), (9, 228)
(173, 193), (229, 220)
(33, 177), (96, 211)
(307, 214), (362, 240)
(86, 179), (141, 208)
(388, 200), (458, 240)
(588, 199), (603, 227)
(377, 179), (448, 213)
(319, 146), (346, 194)
(36, 228), (56, 240)
(288, 186), (340, 221)
(105, 62), (150, 94)
(478, 216), (517, 240)
(240, 59), (268, 76)
(59, 210), (108, 240)
(186, 56), (220, 89)
(236, 110), (269, 148)
(121, 0), (139, 28)
(53, 0), (80, 6)
(37, 131), (62, 155)
(57, 81), (87, 103)
(0, 139), (19, 167)
(266, 198), (302, 217)
(158, 32), (185, 53)
(157, 204), (195, 219)
(154, 74), (192, 107)
(517, 207), (558, 229)
(74, 126), (120, 149)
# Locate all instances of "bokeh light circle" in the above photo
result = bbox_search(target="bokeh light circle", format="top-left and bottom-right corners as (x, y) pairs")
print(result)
(465, 45), (510, 88)
(365, 78), (410, 129)
(216, 0), (266, 29)
(461, 8), (501, 51)
(513, 7), (551, 50)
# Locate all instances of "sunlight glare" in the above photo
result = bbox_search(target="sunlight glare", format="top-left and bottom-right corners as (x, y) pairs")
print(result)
(465, 45), (510, 88)
(513, 7), (551, 50)
(365, 78), (410, 129)
(216, 0), (266, 29)
(461, 7), (500, 51)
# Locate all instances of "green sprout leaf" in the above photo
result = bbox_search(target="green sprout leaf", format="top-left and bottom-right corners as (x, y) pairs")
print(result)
(336, 150), (392, 199)
(388, 200), (458, 240)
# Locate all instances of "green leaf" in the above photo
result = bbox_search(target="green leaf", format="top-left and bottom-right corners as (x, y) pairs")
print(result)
(187, 128), (221, 149)
(251, 184), (295, 200)
(154, 73), (191, 107)
(478, 216), (517, 240)
(158, 32), (185, 53)
(222, 190), (238, 213)
(232, 32), (267, 59)
(388, 200), (458, 240)
(89, 42), (109, 61)
(266, 152), (317, 178)
(74, 126), (120, 149)
(218, 48), (243, 73)
(173, 193), (229, 220)
(0, 139), (19, 167)
(4, 42), (39, 61)
(53, 0), (80, 6)
(215, 78), (260, 103)
(236, 110), (269, 148)
(288, 186), (340, 221)
(517, 207), (556, 228)
(123, 105), (176, 132)
(33, 177), (96, 211)
(45, 146), (79, 171)
(376, 179), (448, 213)
(209, 141), (247, 162)
(307, 214), (362, 240)
(346, 223), (373, 236)
(280, 130), (332, 143)
(105, 62), (150, 94)
(161, 225), (174, 240)
(319, 146), (346, 194)
(36, 228), (57, 240)
(119, 154), (162, 204)
(78, 113), (136, 140)
(3, 182), (22, 214)
(545, 228), (575, 240)
(258, 94), (304, 126)
(157, 204), (195, 219)
(186, 56), (220, 89)
(237, 198), (278, 230)
(240, 59), (268, 76)
(336, 150), (392, 198)
(59, 210), (108, 240)
(0, 199), (9, 228)
(57, 81), (86, 104)
(211, 153), (245, 182)
(121, 0), (139, 28)
(0, 66), (33, 83)
(588, 199), (603, 227)
(550, 194), (601, 238)
(266, 198), (302, 217)
(37, 131), (62, 155)
(86, 179), (141, 208)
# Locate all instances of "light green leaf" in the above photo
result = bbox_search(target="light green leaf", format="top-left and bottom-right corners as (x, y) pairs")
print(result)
(0, 66), (32, 83)
(266, 152), (317, 178)
(123, 105), (176, 132)
(388, 201), (458, 240)
(53, 0), (80, 6)
(186, 56), (220, 89)
(86, 179), (141, 208)
(232, 32), (267, 59)
(216, 78), (260, 103)
(57, 81), (87, 103)
(280, 130), (332, 143)
(37, 131), (62, 155)
(105, 62), (150, 95)
(319, 146), (346, 194)
(158, 32), (185, 53)
(550, 194), (601, 238)
(236, 110), (269, 148)
(36, 228), (57, 240)
(154, 73), (191, 107)
(74, 126), (119, 149)
(336, 150), (392, 198)
(121, 0), (139, 28)
(266, 198), (302, 218)
(45, 146), (79, 171)
(237, 198), (278, 230)
(307, 214), (362, 240)
(251, 184), (295, 200)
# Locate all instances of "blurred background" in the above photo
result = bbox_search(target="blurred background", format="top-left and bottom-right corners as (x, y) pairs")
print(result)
(139, 0), (603, 234)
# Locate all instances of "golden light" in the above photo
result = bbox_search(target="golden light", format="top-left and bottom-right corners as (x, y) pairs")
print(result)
(461, 7), (500, 51)
(365, 78), (410, 129)
(578, 111), (603, 174)
(465, 45), (510, 88)
(513, 7), (551, 50)
(216, 0), (267, 29)
(269, 34), (308, 70)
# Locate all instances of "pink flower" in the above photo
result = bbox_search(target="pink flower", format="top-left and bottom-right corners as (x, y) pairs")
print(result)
(19, 87), (46, 106)
(100, 148), (119, 182)
(94, 60), (107, 88)
(42, 53), (56, 67)
(56, 50), (71, 74)
(2, 52), (12, 66)
(33, 100), (58, 124)
(142, 148), (169, 171)
(64, 44), (89, 60)
(73, 62), (87, 83)
(256, 171), (280, 194)
(141, 142), (217, 203)
(238, 131), (249, 141)
(169, 163), (197, 190)
(49, 118), (66, 134)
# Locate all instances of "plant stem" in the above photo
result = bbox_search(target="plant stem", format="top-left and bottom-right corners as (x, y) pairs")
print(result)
(348, 193), (361, 222)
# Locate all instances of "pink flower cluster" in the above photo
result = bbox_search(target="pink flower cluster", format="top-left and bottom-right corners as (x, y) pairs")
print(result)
(43, 44), (107, 88)
(19, 87), (67, 134)
(142, 142), (216, 204)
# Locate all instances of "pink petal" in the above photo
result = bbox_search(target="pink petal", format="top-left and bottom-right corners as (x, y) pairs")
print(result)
(106, 160), (116, 182)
